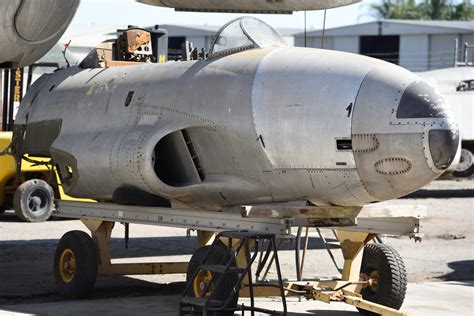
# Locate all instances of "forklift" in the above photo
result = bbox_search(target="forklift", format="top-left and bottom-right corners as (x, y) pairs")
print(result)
(0, 65), (60, 222)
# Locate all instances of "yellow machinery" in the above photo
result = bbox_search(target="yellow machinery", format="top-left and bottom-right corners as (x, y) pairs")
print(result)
(0, 131), (90, 222)
(0, 131), (54, 221)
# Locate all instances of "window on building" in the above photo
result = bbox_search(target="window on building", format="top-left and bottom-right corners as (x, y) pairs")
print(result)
(360, 35), (400, 65)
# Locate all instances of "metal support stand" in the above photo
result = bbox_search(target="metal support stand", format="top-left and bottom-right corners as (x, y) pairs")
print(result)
(81, 219), (189, 276)
(53, 200), (423, 316)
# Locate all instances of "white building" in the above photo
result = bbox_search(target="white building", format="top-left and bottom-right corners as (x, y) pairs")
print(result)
(158, 24), (300, 51)
(294, 19), (474, 71)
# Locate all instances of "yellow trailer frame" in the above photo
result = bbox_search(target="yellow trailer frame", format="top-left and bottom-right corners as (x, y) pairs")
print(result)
(54, 200), (423, 315)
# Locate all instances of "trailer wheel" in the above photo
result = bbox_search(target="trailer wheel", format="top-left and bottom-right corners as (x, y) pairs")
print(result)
(358, 243), (407, 315)
(13, 179), (54, 222)
(54, 230), (98, 298)
(452, 146), (474, 178)
(186, 245), (238, 316)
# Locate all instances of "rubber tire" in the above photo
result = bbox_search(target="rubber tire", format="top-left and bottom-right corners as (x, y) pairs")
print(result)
(0, 206), (5, 215)
(452, 146), (474, 178)
(186, 245), (239, 316)
(358, 243), (407, 315)
(13, 179), (54, 222)
(54, 231), (98, 298)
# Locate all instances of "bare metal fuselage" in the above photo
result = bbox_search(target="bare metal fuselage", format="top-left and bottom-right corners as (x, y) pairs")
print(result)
(14, 47), (459, 209)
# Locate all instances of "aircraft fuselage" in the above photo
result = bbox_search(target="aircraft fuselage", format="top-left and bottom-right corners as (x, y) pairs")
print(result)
(13, 47), (459, 209)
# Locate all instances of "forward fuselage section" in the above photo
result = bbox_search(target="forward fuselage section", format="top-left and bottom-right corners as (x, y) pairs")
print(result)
(14, 47), (458, 209)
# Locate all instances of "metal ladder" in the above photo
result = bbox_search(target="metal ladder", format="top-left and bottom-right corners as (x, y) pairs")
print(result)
(180, 231), (287, 315)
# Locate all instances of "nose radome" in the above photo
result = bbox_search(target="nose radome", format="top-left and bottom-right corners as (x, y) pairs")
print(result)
(351, 65), (460, 201)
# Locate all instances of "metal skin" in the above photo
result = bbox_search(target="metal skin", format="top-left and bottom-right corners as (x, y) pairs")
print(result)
(0, 0), (80, 68)
(13, 47), (459, 210)
(136, 0), (360, 12)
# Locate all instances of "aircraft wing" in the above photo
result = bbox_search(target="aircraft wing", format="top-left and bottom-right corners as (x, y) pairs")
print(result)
(136, 0), (360, 13)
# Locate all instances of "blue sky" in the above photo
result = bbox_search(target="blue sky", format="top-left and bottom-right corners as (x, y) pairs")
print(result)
(69, 0), (379, 31)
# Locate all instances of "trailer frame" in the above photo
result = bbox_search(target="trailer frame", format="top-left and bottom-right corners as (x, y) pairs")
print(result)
(53, 200), (424, 315)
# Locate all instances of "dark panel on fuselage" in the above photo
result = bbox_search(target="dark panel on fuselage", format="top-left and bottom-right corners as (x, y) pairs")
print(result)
(21, 119), (62, 157)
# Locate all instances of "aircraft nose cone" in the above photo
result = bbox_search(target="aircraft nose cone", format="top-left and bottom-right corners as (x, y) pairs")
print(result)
(351, 66), (460, 201)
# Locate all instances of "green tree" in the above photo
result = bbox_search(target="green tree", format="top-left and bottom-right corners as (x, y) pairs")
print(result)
(448, 1), (474, 19)
(371, 0), (474, 20)
(371, 0), (421, 19)
(417, 0), (450, 19)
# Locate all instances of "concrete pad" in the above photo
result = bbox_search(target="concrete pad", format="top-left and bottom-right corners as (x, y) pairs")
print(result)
(402, 281), (474, 316)
(1, 179), (473, 315)
(239, 281), (474, 315)
(1, 281), (472, 315)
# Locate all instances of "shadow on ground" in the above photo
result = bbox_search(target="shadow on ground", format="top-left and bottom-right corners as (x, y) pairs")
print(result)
(437, 260), (474, 285)
(0, 210), (73, 222)
(402, 189), (474, 199)
(0, 276), (185, 306)
(1, 235), (335, 260)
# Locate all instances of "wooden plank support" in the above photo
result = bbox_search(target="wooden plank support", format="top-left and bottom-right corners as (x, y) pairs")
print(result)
(241, 205), (362, 219)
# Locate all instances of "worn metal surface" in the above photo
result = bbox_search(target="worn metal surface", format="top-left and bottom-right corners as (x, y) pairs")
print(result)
(55, 200), (422, 239)
(0, 0), (79, 68)
(352, 65), (459, 201)
(55, 200), (293, 236)
(14, 18), (459, 210)
(252, 48), (363, 171)
(137, 0), (360, 13)
(347, 217), (421, 238)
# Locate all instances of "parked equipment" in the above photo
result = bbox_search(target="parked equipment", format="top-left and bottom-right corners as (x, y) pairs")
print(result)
(52, 200), (422, 315)
(0, 132), (55, 222)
